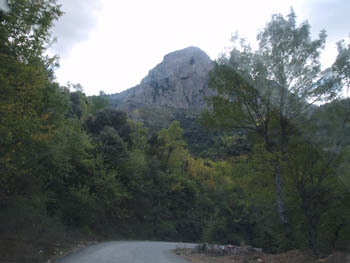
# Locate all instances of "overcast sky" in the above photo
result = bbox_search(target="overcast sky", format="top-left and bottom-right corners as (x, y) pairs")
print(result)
(50, 0), (350, 96)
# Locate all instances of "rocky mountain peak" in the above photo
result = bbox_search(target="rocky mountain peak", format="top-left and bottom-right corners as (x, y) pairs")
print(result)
(110, 46), (214, 111)
(141, 46), (210, 81)
(141, 46), (212, 86)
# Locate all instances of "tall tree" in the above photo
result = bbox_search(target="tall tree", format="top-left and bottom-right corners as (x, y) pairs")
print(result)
(201, 10), (336, 245)
(0, 0), (63, 198)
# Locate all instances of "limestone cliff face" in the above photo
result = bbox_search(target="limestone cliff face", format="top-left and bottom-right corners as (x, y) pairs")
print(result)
(110, 46), (214, 111)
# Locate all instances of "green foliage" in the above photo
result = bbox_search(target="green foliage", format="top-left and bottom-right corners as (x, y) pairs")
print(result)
(67, 90), (88, 120)
(333, 38), (350, 90)
(87, 91), (110, 115)
(85, 108), (132, 145)
(0, 0), (62, 64)
(2, 2), (350, 259)
(157, 121), (188, 171)
(61, 186), (98, 228)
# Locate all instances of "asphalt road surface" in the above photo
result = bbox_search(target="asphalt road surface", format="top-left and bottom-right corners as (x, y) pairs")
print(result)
(56, 241), (196, 263)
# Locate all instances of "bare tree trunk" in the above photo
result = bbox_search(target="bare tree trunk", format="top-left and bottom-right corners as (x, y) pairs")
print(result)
(163, 147), (173, 170)
(300, 193), (319, 254)
(274, 164), (293, 245)
(274, 165), (289, 225)
(308, 215), (318, 253)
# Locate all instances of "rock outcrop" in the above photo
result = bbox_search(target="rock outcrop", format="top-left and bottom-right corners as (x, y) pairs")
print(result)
(109, 46), (214, 111)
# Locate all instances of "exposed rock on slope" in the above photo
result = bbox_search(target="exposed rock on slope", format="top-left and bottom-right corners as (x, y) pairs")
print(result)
(108, 47), (221, 156)
(109, 46), (214, 111)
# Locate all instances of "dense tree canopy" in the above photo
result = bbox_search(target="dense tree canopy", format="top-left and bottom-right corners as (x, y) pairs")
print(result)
(1, 2), (350, 261)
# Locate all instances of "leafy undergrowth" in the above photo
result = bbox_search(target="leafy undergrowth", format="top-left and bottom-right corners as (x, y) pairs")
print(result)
(176, 247), (350, 263)
(0, 234), (97, 263)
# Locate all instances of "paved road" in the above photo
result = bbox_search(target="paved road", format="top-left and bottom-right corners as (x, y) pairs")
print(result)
(56, 241), (196, 263)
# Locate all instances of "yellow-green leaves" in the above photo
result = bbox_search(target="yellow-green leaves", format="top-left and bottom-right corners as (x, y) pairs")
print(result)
(157, 121), (188, 171)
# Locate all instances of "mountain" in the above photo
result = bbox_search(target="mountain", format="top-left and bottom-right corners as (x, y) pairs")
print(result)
(107, 47), (228, 157)
(109, 46), (214, 112)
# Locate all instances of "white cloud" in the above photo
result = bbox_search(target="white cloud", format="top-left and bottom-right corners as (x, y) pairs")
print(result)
(53, 0), (350, 95)
(51, 0), (102, 57)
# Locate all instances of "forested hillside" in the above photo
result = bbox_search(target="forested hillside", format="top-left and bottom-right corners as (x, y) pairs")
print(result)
(0, 1), (349, 262)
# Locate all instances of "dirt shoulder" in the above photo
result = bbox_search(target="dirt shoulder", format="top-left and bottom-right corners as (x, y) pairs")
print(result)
(175, 247), (349, 263)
